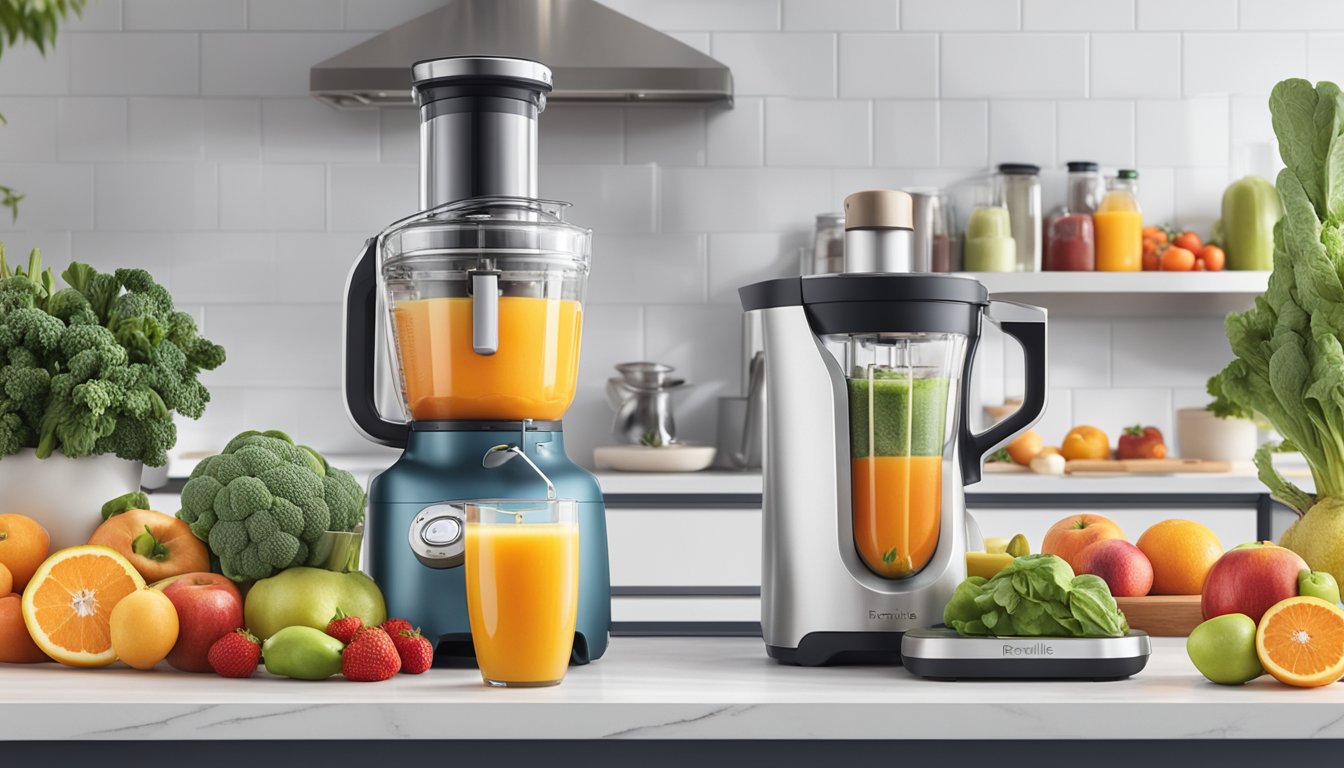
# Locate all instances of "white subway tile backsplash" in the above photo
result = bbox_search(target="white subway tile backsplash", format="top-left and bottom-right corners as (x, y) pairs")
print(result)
(902, 0), (1019, 31)
(0, 40), (68, 96)
(660, 167), (832, 232)
(707, 231), (807, 304)
(248, 0), (344, 30)
(1136, 0), (1235, 31)
(1072, 387), (1174, 446)
(95, 163), (218, 231)
(220, 163), (326, 231)
(235, 387), (369, 453)
(327, 163), (416, 233)
(644, 303), (744, 443)
(1023, 0), (1134, 31)
(588, 233), (706, 304)
(541, 107), (625, 165)
(539, 164), (658, 234)
(202, 304), (341, 387)
(201, 32), (373, 96)
(274, 232), (364, 303)
(203, 99), (261, 159)
(1136, 98), (1228, 168)
(1308, 34), (1344, 85)
(0, 163), (94, 231)
(261, 98), (379, 161)
(169, 232), (277, 303)
(711, 33), (835, 98)
(1183, 33), (1307, 98)
(124, 0), (245, 30)
(67, 0), (123, 32)
(874, 100), (938, 167)
(70, 33), (199, 95)
(70, 231), (172, 278)
(839, 34), (938, 98)
(568, 303), (646, 463)
(342, 0), (445, 30)
(1056, 100), (1135, 167)
(707, 98), (764, 166)
(57, 97), (127, 162)
(989, 100), (1055, 167)
(669, 32), (712, 54)
(1048, 319), (1111, 387)
(941, 34), (1087, 98)
(1033, 388), (1074, 447)
(1091, 33), (1179, 99)
(599, 0), (780, 31)
(1112, 318), (1231, 388)
(939, 100), (989, 167)
(625, 108), (707, 166)
(1138, 166), (1176, 225)
(0, 99), (58, 161)
(783, 0), (899, 31)
(1173, 167), (1230, 232)
(0, 231), (72, 266)
(129, 98), (203, 159)
(765, 98), (870, 167)
(1240, 0), (1344, 31)
(379, 108), (418, 163)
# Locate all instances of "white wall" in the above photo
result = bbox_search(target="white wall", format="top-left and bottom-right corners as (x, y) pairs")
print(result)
(0, 0), (1333, 465)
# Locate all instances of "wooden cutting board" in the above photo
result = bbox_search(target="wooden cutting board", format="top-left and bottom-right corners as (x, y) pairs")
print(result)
(1115, 595), (1203, 636)
(1066, 458), (1232, 474)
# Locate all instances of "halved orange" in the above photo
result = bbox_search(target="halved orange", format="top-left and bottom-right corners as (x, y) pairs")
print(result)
(20, 545), (145, 667)
(1255, 596), (1344, 688)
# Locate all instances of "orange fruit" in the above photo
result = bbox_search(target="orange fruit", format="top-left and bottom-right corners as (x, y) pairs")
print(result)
(110, 588), (178, 670)
(1061, 425), (1110, 460)
(87, 509), (210, 583)
(0, 562), (11, 596)
(1041, 514), (1127, 572)
(0, 513), (51, 593)
(20, 545), (146, 667)
(1136, 519), (1223, 595)
(1006, 430), (1043, 465)
(1255, 596), (1344, 688)
(0, 592), (49, 663)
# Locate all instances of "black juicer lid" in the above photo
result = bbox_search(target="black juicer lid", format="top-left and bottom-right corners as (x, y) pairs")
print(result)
(740, 273), (989, 312)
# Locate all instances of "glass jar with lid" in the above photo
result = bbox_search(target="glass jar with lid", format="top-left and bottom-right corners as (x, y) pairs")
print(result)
(1045, 161), (1103, 271)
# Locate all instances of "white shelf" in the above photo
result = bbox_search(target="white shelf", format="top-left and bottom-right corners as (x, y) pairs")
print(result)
(964, 270), (1270, 316)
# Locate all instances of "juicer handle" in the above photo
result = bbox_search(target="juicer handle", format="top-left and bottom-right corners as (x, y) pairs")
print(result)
(959, 300), (1048, 485)
(343, 237), (410, 448)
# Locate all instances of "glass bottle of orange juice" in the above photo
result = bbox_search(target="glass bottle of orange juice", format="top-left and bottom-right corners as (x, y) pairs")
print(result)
(1094, 170), (1143, 271)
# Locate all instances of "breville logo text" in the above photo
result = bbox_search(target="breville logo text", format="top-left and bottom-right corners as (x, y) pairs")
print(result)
(868, 610), (916, 621)
(1002, 642), (1055, 656)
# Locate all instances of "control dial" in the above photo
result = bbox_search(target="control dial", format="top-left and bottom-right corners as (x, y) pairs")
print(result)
(408, 504), (466, 568)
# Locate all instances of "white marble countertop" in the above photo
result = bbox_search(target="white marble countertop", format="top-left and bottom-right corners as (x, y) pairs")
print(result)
(3, 636), (1342, 741)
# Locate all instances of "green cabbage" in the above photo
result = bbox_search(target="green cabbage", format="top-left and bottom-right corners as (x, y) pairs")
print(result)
(942, 554), (1129, 638)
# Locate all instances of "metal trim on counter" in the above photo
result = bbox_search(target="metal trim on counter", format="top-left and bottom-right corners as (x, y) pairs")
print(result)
(603, 493), (762, 507)
(969, 492), (1284, 542)
(612, 621), (761, 637)
(613, 586), (761, 597)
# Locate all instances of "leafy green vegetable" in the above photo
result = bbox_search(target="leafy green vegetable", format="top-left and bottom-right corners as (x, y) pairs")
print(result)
(177, 430), (367, 582)
(101, 490), (150, 520)
(1210, 79), (1344, 513)
(942, 554), (1130, 638)
(0, 248), (223, 465)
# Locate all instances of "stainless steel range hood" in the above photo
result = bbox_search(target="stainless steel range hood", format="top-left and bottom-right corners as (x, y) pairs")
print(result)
(311, 0), (733, 108)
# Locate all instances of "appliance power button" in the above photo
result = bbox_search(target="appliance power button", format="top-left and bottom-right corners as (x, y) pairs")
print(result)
(421, 517), (463, 547)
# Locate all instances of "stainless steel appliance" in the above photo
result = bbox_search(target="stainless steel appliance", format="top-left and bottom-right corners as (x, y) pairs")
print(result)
(606, 362), (687, 446)
(901, 628), (1152, 679)
(738, 189), (1048, 666)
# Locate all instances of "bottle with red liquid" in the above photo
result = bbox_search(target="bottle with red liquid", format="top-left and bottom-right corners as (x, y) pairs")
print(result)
(1045, 161), (1104, 271)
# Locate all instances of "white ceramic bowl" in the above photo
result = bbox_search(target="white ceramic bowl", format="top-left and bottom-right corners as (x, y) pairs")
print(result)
(593, 444), (717, 473)
(0, 450), (144, 550)
(1176, 408), (1258, 462)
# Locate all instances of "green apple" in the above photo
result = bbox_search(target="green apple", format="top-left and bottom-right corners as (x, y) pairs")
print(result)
(244, 566), (387, 640)
(263, 626), (345, 680)
(1298, 569), (1342, 605)
(1186, 613), (1263, 685)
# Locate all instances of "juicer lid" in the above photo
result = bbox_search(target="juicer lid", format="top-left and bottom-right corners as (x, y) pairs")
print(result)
(740, 273), (989, 312)
(378, 195), (591, 272)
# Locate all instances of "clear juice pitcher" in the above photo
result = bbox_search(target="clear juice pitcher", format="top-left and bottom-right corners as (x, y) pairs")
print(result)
(845, 333), (965, 579)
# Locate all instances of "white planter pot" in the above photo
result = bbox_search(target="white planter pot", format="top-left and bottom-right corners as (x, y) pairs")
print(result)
(0, 450), (143, 551)
(1176, 408), (1259, 462)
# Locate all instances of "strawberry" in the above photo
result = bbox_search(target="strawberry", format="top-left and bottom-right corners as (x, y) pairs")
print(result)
(326, 607), (363, 644)
(342, 627), (401, 682)
(208, 628), (261, 678)
(391, 628), (433, 675)
(380, 617), (413, 637)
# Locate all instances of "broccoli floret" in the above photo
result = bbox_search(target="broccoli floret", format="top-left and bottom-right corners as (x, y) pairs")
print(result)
(178, 430), (367, 582)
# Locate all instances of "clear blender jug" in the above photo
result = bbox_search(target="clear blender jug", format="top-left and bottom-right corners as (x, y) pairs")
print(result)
(844, 333), (965, 579)
(378, 195), (591, 423)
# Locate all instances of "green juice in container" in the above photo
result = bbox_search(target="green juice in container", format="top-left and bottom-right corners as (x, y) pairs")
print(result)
(964, 205), (1016, 272)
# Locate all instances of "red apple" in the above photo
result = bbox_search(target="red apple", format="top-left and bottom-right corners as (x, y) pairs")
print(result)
(158, 572), (244, 673)
(1041, 514), (1127, 573)
(1076, 539), (1153, 597)
(1201, 542), (1309, 623)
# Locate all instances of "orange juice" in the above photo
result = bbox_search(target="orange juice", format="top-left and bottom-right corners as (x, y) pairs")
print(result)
(1094, 210), (1143, 271)
(465, 521), (579, 686)
(392, 296), (582, 421)
(852, 456), (942, 578)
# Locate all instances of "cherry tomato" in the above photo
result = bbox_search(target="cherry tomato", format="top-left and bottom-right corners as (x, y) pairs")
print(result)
(1142, 251), (1160, 271)
(1161, 246), (1197, 271)
(1193, 258), (1207, 271)
(1172, 231), (1202, 255)
(1143, 228), (1169, 246)
(1200, 244), (1226, 271)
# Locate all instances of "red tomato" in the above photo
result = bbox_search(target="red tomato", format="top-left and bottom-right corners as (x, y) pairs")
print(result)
(1201, 244), (1226, 271)
(1142, 251), (1160, 271)
(1173, 231), (1203, 255)
(1161, 246), (1197, 271)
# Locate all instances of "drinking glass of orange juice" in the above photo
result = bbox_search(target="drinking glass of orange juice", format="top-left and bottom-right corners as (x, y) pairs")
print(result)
(464, 500), (579, 687)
